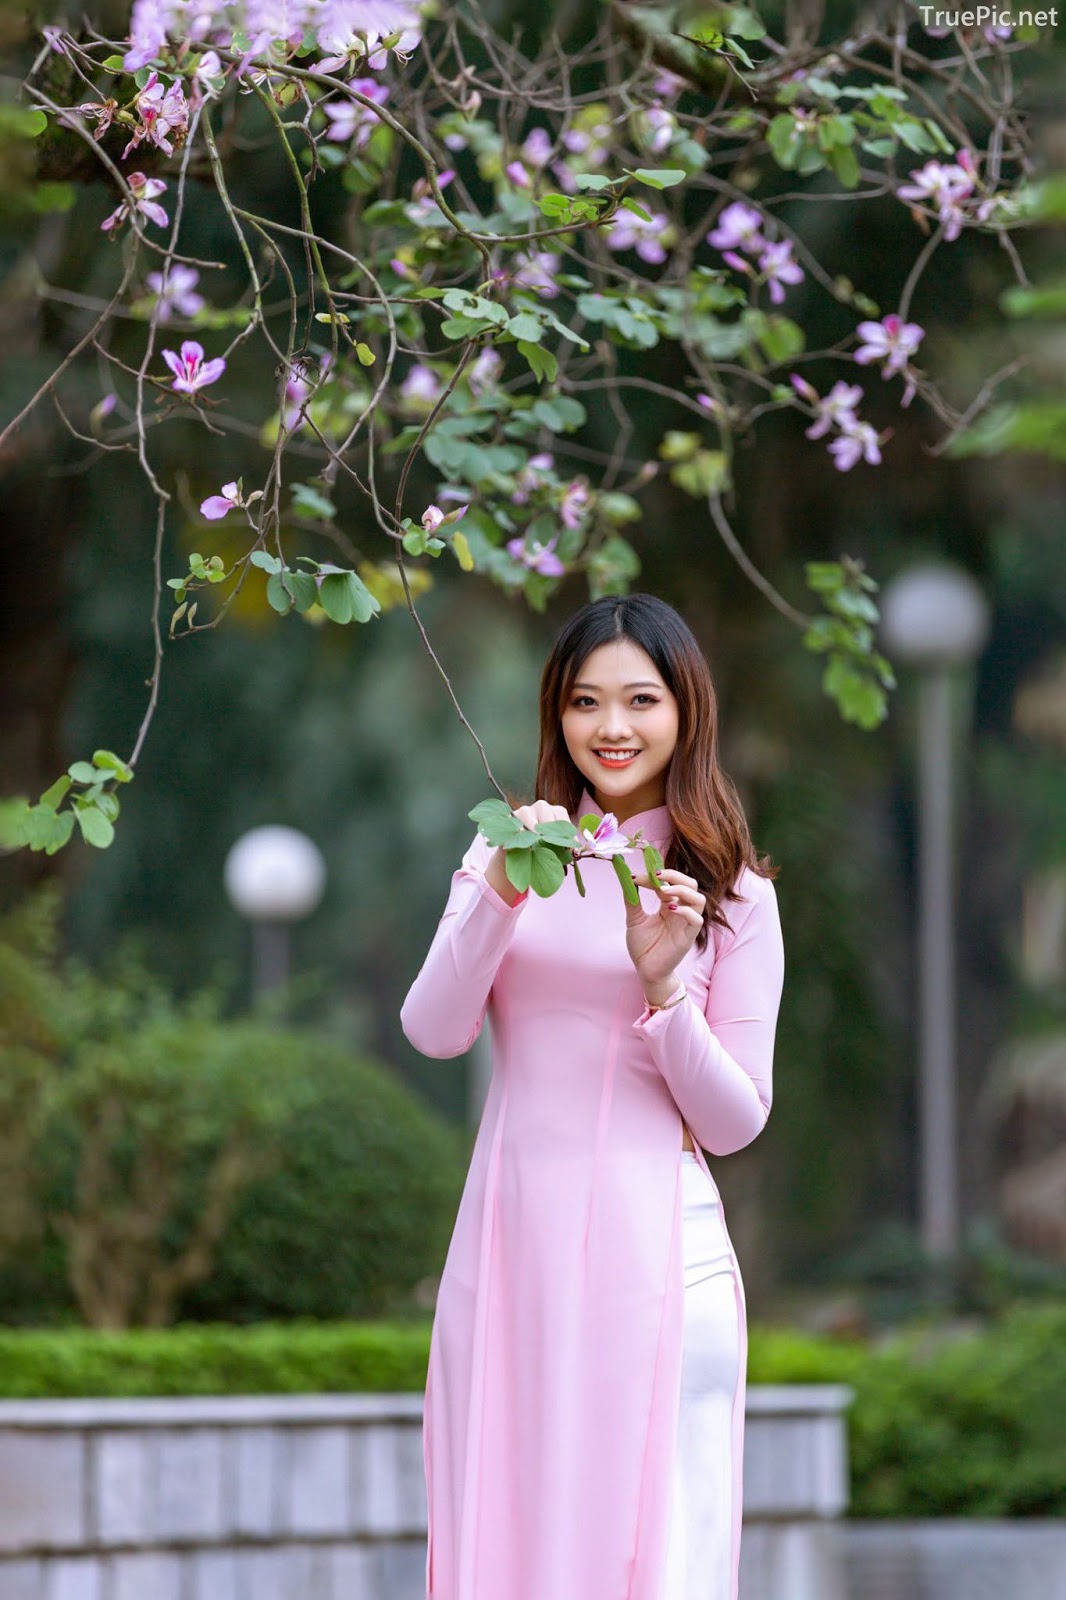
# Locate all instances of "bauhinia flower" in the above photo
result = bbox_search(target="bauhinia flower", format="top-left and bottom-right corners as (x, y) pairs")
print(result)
(162, 339), (226, 395)
(706, 201), (765, 254)
(145, 264), (205, 321)
(578, 813), (631, 858)
(521, 127), (553, 168)
(506, 533), (565, 576)
(100, 172), (168, 233)
(200, 481), (241, 519)
(468, 348), (503, 392)
(122, 70), (189, 160)
(828, 418), (882, 472)
(510, 249), (560, 299)
(505, 160), (531, 188)
(422, 501), (469, 532)
(897, 155), (975, 242)
(854, 314), (925, 379)
(400, 362), (442, 410)
(559, 477), (591, 530)
(756, 238), (804, 304)
(606, 210), (672, 265)
(511, 451), (554, 505)
(321, 78), (389, 147)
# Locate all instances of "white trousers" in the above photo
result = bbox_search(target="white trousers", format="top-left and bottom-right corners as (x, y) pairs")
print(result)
(661, 1152), (744, 1600)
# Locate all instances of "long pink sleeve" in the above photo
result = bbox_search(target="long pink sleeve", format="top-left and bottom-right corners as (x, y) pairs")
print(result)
(400, 830), (530, 1059)
(630, 871), (784, 1156)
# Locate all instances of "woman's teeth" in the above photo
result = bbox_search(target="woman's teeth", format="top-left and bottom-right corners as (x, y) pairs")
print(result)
(594, 750), (639, 764)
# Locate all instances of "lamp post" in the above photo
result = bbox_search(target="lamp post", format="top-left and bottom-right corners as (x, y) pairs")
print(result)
(223, 826), (327, 1001)
(879, 564), (991, 1263)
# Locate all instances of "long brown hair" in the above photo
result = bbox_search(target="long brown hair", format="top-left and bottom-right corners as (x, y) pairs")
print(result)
(507, 593), (780, 954)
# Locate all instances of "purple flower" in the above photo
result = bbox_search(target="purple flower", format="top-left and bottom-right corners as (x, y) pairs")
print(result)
(828, 420), (882, 472)
(506, 533), (565, 576)
(122, 70), (188, 160)
(854, 314), (924, 378)
(757, 238), (804, 304)
(559, 478), (590, 530)
(578, 812), (630, 857)
(468, 348), (503, 391)
(421, 504), (445, 532)
(162, 339), (226, 395)
(505, 160), (530, 188)
(606, 211), (671, 265)
(639, 106), (676, 154)
(145, 264), (205, 321)
(511, 451), (554, 505)
(101, 172), (168, 234)
(321, 79), (389, 147)
(521, 127), (553, 168)
(201, 481), (240, 519)
(897, 156), (976, 243)
(707, 201), (764, 254)
(802, 380), (863, 440)
(511, 250), (560, 299)
(315, 0), (423, 71)
(400, 362), (442, 409)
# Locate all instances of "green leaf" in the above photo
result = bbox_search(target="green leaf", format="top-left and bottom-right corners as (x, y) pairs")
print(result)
(266, 572), (295, 614)
(317, 572), (354, 623)
(627, 168), (686, 189)
(517, 340), (557, 382)
(571, 172), (615, 191)
(39, 775), (71, 810)
(250, 551), (283, 573)
(23, 804), (75, 854)
(611, 852), (639, 905)
(75, 804), (115, 849)
(528, 843), (566, 896)
(289, 571), (319, 611)
(507, 311), (542, 342)
(534, 818), (582, 849)
(91, 749), (134, 782)
(621, 197), (653, 222)
(68, 762), (98, 784)
(291, 483), (336, 520)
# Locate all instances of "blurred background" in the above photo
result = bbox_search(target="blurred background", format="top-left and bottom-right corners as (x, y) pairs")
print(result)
(0, 0), (1064, 1591)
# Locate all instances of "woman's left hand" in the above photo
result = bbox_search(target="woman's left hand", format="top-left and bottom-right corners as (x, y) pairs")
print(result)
(624, 868), (706, 988)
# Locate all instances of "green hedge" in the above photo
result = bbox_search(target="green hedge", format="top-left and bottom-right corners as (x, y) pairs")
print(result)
(0, 1300), (1062, 1517)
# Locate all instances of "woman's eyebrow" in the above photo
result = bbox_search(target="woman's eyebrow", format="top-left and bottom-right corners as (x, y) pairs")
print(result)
(572, 681), (661, 690)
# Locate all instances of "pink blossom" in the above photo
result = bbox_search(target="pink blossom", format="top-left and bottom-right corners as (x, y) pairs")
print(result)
(422, 502), (469, 533)
(803, 380), (863, 440)
(505, 160), (530, 188)
(123, 0), (170, 70)
(42, 24), (67, 52)
(468, 348), (503, 391)
(421, 504), (445, 532)
(316, 0), (423, 71)
(606, 210), (671, 265)
(72, 97), (119, 142)
(506, 534), (565, 576)
(757, 238), (804, 303)
(162, 339), (226, 395)
(122, 71), (189, 160)
(101, 172), (168, 233)
(201, 481), (241, 519)
(639, 106), (676, 154)
(651, 67), (687, 100)
(511, 451), (554, 505)
(722, 249), (752, 276)
(559, 478), (591, 530)
(897, 156), (975, 242)
(511, 250), (560, 299)
(707, 201), (764, 254)
(578, 812), (630, 857)
(828, 420), (882, 471)
(521, 127), (553, 168)
(400, 363), (442, 409)
(145, 264), (205, 321)
(854, 313), (924, 378)
(321, 78), (389, 147)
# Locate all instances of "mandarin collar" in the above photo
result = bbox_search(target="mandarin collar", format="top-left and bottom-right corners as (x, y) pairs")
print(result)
(574, 784), (673, 849)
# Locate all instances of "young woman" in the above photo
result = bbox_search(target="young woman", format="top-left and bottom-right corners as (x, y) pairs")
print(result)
(401, 592), (785, 1600)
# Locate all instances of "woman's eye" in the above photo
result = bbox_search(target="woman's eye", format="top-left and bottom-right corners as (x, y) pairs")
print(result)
(572, 694), (657, 707)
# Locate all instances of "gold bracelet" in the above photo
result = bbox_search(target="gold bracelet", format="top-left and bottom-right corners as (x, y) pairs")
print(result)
(646, 981), (687, 1013)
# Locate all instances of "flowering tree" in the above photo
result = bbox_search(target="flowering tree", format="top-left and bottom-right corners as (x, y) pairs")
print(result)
(1, 0), (1055, 858)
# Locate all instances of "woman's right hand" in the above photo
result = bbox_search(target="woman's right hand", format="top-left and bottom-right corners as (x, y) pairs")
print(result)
(484, 800), (573, 906)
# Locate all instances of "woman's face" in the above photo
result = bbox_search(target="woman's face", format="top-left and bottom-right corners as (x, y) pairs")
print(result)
(561, 638), (679, 825)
